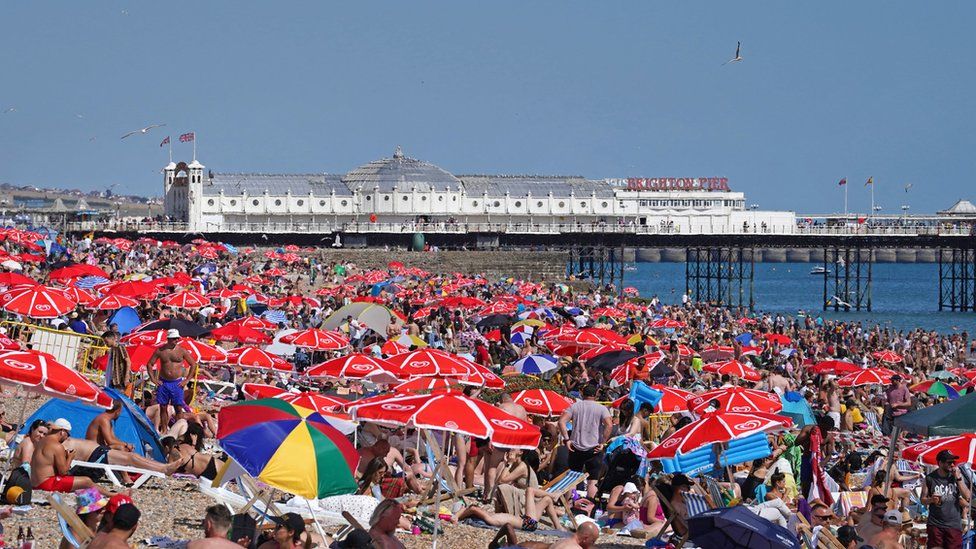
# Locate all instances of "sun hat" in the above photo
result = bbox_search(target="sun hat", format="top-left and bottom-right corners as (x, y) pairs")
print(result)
(52, 418), (72, 433)
(622, 482), (640, 494)
(75, 487), (109, 514)
(167, 328), (181, 339)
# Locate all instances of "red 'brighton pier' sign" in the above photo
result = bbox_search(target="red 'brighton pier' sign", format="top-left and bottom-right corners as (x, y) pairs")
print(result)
(620, 177), (730, 192)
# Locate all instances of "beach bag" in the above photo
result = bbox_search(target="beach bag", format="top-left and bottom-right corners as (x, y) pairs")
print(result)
(2, 466), (31, 504)
(230, 513), (258, 549)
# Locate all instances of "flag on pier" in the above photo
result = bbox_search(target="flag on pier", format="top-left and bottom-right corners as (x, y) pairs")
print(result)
(865, 176), (873, 186)
(180, 132), (195, 143)
(160, 136), (170, 147)
(838, 178), (847, 186)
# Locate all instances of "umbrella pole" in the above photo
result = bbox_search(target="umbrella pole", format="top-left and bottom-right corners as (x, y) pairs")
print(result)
(881, 426), (901, 496)
(304, 498), (327, 542)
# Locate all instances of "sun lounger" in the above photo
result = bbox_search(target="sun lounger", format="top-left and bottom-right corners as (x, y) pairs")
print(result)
(70, 459), (165, 489)
(49, 493), (95, 548)
(538, 468), (588, 529)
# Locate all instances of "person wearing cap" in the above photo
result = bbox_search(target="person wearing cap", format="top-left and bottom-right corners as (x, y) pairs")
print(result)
(835, 524), (863, 549)
(868, 509), (906, 549)
(258, 511), (311, 549)
(97, 493), (133, 533)
(88, 502), (140, 548)
(921, 449), (970, 548)
(29, 418), (112, 496)
(147, 328), (198, 431)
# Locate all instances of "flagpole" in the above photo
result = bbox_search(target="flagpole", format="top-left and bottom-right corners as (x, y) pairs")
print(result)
(870, 181), (874, 219)
(844, 181), (848, 217)
(193, 132), (197, 162)
(168, 140), (173, 164)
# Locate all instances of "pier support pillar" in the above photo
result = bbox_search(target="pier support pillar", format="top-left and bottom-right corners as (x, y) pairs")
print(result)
(685, 246), (754, 310)
(939, 248), (976, 312)
(822, 246), (872, 312)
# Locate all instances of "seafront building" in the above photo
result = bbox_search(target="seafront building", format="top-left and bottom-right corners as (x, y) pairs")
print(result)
(163, 146), (796, 234)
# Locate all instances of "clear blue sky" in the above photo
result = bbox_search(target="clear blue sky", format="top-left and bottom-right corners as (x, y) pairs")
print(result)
(1, 1), (973, 214)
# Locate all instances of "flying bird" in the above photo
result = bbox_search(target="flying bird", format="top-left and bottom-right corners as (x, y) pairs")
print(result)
(904, 183), (913, 193)
(722, 41), (743, 66)
(89, 136), (98, 142)
(1, 107), (15, 114)
(121, 123), (166, 140)
(260, 234), (268, 241)
(75, 114), (85, 119)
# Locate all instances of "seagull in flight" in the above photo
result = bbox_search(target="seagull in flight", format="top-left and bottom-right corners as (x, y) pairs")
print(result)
(1, 107), (15, 114)
(722, 41), (743, 66)
(121, 123), (166, 140)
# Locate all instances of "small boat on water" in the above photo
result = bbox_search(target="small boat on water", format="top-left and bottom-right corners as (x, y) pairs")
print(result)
(810, 266), (831, 275)
(623, 265), (638, 272)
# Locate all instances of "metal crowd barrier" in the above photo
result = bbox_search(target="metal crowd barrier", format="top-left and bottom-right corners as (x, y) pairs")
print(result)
(0, 320), (107, 381)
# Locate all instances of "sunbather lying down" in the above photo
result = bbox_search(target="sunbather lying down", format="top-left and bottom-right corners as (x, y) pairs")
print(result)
(453, 485), (567, 532)
(489, 522), (600, 549)
(64, 437), (179, 478)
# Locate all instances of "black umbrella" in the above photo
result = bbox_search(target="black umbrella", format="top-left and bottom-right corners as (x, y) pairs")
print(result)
(688, 506), (800, 549)
(475, 314), (514, 329)
(586, 349), (639, 371)
(138, 318), (211, 338)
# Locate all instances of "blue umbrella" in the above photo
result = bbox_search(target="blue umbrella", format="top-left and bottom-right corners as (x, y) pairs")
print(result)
(510, 331), (531, 346)
(688, 506), (800, 549)
(513, 354), (558, 375)
(194, 262), (217, 275)
(75, 275), (109, 289)
(734, 333), (753, 345)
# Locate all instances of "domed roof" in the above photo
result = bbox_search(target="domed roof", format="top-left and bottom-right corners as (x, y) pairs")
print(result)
(342, 146), (460, 193)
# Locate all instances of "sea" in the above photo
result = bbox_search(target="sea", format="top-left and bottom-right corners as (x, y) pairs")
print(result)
(627, 262), (976, 334)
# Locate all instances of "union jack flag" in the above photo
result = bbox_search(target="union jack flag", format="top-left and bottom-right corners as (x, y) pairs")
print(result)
(179, 132), (195, 143)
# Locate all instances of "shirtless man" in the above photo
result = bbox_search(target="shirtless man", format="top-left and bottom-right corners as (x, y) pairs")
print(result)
(147, 329), (198, 432)
(488, 521), (600, 549)
(86, 400), (133, 452)
(64, 437), (179, 476)
(767, 366), (794, 396)
(30, 418), (111, 496)
(868, 510), (905, 549)
(187, 505), (247, 548)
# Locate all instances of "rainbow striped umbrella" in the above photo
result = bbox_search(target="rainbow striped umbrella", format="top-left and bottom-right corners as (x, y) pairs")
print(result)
(217, 398), (359, 498)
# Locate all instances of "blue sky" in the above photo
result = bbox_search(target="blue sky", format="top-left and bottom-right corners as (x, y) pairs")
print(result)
(1, 1), (973, 214)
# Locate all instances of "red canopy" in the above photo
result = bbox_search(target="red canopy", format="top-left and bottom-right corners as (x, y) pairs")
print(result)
(688, 386), (783, 414)
(702, 359), (762, 382)
(647, 412), (792, 459)
(0, 285), (77, 318)
(510, 389), (574, 417)
(209, 324), (272, 345)
(0, 350), (113, 408)
(225, 347), (292, 371)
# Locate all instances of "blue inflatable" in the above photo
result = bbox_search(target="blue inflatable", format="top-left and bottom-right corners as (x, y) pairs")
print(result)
(19, 388), (164, 461)
(657, 432), (772, 477)
(629, 381), (663, 410)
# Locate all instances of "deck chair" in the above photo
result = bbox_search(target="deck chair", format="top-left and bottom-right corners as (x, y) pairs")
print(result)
(538, 468), (588, 529)
(650, 480), (711, 548)
(48, 493), (95, 548)
(417, 433), (476, 506)
(837, 491), (868, 518)
(70, 459), (165, 489)
(863, 411), (883, 434)
(198, 379), (237, 399)
(795, 512), (845, 549)
(895, 459), (923, 490)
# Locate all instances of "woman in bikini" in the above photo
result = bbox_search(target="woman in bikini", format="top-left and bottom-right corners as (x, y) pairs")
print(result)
(165, 423), (224, 480)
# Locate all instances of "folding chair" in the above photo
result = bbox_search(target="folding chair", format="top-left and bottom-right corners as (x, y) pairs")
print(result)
(417, 433), (476, 506)
(48, 493), (95, 549)
(863, 411), (883, 434)
(837, 491), (868, 519)
(538, 468), (588, 529)
(70, 459), (165, 489)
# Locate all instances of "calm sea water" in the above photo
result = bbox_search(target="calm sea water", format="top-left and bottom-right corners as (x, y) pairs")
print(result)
(627, 262), (976, 334)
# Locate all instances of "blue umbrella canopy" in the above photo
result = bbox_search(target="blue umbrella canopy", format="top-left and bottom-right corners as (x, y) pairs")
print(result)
(688, 506), (800, 549)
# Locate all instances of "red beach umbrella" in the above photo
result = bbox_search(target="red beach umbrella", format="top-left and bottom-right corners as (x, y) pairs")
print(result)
(702, 359), (762, 382)
(647, 412), (792, 460)
(275, 391), (348, 413)
(0, 285), (77, 318)
(902, 433), (976, 466)
(209, 324), (272, 345)
(225, 346), (292, 371)
(510, 389), (574, 417)
(688, 386), (783, 414)
(88, 294), (140, 311)
(0, 350), (113, 408)
(161, 290), (210, 309)
(305, 353), (398, 380)
(837, 368), (896, 387)
(279, 329), (349, 351)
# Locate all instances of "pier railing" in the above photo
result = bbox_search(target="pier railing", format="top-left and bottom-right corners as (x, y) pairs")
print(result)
(65, 220), (974, 237)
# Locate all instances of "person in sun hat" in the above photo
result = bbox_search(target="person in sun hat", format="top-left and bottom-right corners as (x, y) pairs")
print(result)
(921, 449), (970, 548)
(61, 487), (109, 547)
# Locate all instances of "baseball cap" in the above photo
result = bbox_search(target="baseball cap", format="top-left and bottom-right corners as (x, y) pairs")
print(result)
(51, 418), (72, 433)
(273, 512), (306, 535)
(167, 328), (181, 339)
(836, 525), (863, 544)
(883, 510), (902, 525)
(937, 449), (959, 463)
(113, 503), (141, 530)
(622, 482), (640, 494)
(107, 493), (133, 514)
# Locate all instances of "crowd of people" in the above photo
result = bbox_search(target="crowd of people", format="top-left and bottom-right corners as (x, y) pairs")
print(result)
(0, 232), (973, 548)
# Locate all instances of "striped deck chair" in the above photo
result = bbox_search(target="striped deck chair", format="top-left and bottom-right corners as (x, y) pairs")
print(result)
(539, 469), (588, 529)
(682, 490), (711, 518)
(895, 459), (922, 489)
(837, 491), (868, 518)
(863, 411), (883, 434)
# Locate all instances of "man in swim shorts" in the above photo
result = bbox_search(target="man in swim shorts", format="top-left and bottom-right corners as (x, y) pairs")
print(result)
(147, 329), (198, 431)
(30, 418), (112, 496)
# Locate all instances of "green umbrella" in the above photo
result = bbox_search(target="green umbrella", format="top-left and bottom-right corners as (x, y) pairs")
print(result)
(929, 370), (958, 381)
(895, 391), (976, 436)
